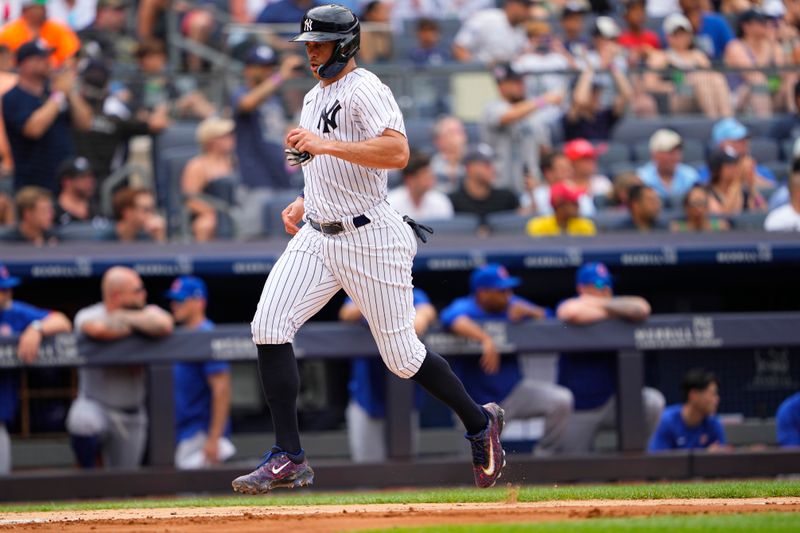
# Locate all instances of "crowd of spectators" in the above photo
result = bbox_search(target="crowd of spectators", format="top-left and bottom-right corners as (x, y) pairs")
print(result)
(0, 0), (798, 244)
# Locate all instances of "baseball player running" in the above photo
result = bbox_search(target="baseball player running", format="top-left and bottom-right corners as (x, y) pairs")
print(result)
(232, 4), (505, 493)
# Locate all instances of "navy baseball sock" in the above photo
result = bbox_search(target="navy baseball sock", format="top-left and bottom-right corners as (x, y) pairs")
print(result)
(70, 435), (100, 469)
(411, 350), (488, 435)
(257, 343), (303, 458)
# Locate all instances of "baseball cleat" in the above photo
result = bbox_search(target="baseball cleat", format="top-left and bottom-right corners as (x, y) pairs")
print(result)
(232, 447), (315, 494)
(466, 403), (506, 489)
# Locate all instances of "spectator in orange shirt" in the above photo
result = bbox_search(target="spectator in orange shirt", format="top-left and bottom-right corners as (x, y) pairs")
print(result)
(0, 0), (80, 68)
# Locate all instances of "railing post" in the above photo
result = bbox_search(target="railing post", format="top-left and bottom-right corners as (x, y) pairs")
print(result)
(146, 363), (176, 467)
(385, 372), (414, 460)
(616, 349), (647, 453)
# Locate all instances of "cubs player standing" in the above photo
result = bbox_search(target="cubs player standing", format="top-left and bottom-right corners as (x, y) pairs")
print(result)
(232, 4), (505, 493)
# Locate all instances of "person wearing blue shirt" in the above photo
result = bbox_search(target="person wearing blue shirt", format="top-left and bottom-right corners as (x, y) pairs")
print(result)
(0, 263), (72, 474)
(340, 288), (437, 463)
(636, 129), (700, 203)
(440, 264), (573, 456)
(697, 118), (777, 187)
(679, 0), (733, 62)
(233, 45), (302, 191)
(776, 392), (800, 447)
(167, 276), (236, 469)
(649, 368), (727, 452)
(557, 262), (665, 453)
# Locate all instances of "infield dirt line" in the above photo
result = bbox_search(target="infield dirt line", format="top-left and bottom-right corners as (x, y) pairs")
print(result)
(1, 497), (800, 529)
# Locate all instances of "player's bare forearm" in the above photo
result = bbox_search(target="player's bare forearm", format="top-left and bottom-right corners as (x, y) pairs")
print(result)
(413, 303), (437, 336)
(287, 127), (409, 169)
(557, 297), (610, 325)
(81, 317), (133, 340)
(41, 311), (72, 335)
(602, 296), (651, 322)
(451, 316), (492, 343)
(118, 305), (175, 337)
(338, 302), (363, 322)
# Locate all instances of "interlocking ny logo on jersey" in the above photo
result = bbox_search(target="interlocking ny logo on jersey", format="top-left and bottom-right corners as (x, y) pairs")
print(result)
(304, 18), (312, 31)
(318, 100), (343, 133)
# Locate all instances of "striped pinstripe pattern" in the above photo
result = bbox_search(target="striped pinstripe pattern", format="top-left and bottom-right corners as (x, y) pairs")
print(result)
(251, 68), (425, 379)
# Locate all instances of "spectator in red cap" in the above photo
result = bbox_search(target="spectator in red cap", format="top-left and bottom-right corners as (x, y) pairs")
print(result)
(563, 138), (613, 200)
(526, 181), (597, 237)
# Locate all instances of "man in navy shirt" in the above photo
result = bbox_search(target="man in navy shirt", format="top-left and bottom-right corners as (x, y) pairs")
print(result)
(233, 44), (302, 191)
(556, 262), (664, 453)
(649, 368), (727, 452)
(776, 392), (800, 447)
(0, 263), (71, 473)
(167, 276), (235, 469)
(440, 264), (573, 456)
(340, 288), (436, 462)
(2, 41), (92, 193)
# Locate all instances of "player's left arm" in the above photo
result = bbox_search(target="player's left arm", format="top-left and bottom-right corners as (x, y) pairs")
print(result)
(17, 311), (73, 364)
(413, 302), (437, 336)
(286, 127), (409, 170)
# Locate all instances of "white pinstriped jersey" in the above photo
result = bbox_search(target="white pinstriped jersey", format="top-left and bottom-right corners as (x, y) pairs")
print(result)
(299, 68), (406, 222)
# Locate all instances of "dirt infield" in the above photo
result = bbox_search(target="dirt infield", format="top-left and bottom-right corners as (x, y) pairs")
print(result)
(2, 498), (799, 532)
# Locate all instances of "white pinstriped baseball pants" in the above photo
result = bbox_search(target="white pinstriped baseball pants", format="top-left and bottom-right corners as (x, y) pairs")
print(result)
(251, 201), (427, 378)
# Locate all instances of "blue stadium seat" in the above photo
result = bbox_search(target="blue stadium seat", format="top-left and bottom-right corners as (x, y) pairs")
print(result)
(260, 191), (306, 237)
(611, 118), (662, 144)
(154, 121), (200, 153)
(669, 116), (715, 142)
(55, 222), (116, 242)
(154, 147), (198, 237)
(593, 210), (629, 231)
(464, 122), (481, 145)
(405, 118), (435, 150)
(781, 138), (795, 162)
(598, 141), (632, 169)
(749, 138), (779, 163)
(731, 212), (768, 231)
(762, 160), (789, 183)
(486, 211), (529, 235)
(609, 161), (638, 178)
(740, 117), (775, 139)
(419, 213), (479, 235)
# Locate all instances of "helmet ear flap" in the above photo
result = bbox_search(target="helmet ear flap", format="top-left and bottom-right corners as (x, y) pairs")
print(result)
(337, 32), (360, 61)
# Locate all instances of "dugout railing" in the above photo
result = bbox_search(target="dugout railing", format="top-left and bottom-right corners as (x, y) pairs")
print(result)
(1, 312), (800, 500)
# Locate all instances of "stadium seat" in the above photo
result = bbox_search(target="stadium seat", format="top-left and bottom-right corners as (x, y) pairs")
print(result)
(593, 210), (629, 231)
(749, 138), (779, 163)
(153, 121), (201, 153)
(486, 211), (529, 235)
(419, 213), (480, 235)
(762, 161), (789, 184)
(780, 138), (795, 162)
(464, 122), (481, 145)
(731, 212), (768, 230)
(55, 222), (116, 242)
(260, 191), (306, 237)
(611, 118), (662, 144)
(405, 118), (435, 151)
(598, 142), (632, 169)
(740, 117), (776, 139)
(669, 116), (715, 142)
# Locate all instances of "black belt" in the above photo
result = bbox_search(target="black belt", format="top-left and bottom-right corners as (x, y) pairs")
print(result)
(308, 214), (371, 235)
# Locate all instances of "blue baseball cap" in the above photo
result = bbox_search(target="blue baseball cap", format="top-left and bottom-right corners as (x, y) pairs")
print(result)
(712, 118), (749, 146)
(245, 44), (277, 66)
(0, 263), (21, 290)
(470, 264), (520, 292)
(576, 262), (613, 289)
(166, 276), (207, 302)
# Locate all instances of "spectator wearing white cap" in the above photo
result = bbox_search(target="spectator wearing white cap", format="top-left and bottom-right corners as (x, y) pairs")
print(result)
(699, 118), (777, 188)
(724, 7), (796, 117)
(764, 162), (800, 231)
(181, 117), (237, 242)
(644, 13), (732, 118)
(636, 129), (700, 202)
(452, 0), (531, 64)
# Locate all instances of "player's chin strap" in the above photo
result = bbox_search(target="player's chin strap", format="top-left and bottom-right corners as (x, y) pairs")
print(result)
(403, 215), (434, 244)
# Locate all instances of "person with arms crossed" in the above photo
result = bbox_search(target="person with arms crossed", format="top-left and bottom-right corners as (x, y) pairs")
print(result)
(556, 262), (665, 453)
(167, 276), (235, 469)
(340, 288), (436, 462)
(66, 266), (173, 469)
(0, 264), (71, 474)
(439, 264), (573, 456)
(649, 368), (728, 452)
(231, 4), (505, 494)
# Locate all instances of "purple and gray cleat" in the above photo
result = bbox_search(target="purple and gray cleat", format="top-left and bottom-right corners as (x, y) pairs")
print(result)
(467, 402), (506, 489)
(232, 447), (315, 494)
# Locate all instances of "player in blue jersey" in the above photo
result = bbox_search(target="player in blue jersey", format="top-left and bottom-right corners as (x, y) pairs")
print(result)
(439, 264), (574, 456)
(649, 368), (727, 452)
(167, 276), (235, 469)
(340, 288), (436, 462)
(776, 392), (800, 447)
(0, 263), (71, 473)
(556, 262), (664, 453)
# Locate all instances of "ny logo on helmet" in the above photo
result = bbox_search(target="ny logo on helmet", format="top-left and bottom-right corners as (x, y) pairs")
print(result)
(304, 19), (313, 31)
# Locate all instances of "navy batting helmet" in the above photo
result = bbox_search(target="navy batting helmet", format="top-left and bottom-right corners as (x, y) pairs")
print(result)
(290, 4), (360, 79)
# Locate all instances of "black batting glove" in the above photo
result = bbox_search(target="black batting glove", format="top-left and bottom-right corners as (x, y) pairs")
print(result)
(285, 148), (315, 167)
(403, 215), (434, 244)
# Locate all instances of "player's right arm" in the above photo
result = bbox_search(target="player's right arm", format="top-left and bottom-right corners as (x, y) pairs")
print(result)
(79, 314), (134, 340)
(115, 305), (175, 337)
(450, 316), (500, 375)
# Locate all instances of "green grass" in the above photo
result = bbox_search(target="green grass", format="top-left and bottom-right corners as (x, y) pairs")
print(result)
(1, 479), (798, 513)
(366, 513), (800, 532)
